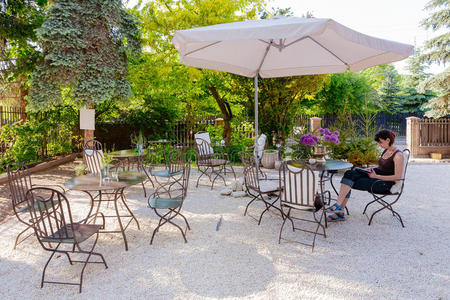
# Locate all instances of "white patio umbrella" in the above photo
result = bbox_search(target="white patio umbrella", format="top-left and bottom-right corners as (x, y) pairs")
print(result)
(172, 16), (414, 140)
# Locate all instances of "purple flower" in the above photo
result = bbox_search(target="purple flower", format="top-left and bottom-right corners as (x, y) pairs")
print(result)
(300, 134), (318, 146)
(324, 128), (331, 134)
(318, 128), (326, 135)
(333, 131), (340, 137)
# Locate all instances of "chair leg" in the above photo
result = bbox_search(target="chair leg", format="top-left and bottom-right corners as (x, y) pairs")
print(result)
(13, 225), (34, 250)
(278, 211), (289, 244)
(41, 242), (61, 288)
(244, 195), (258, 216)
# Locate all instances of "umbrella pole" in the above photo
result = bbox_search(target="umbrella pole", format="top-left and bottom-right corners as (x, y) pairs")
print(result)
(254, 75), (258, 145)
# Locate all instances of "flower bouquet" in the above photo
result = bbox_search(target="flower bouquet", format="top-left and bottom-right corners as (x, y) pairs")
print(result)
(299, 128), (340, 163)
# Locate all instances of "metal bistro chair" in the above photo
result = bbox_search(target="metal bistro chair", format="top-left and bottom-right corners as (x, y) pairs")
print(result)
(363, 149), (410, 227)
(6, 162), (66, 249)
(148, 159), (191, 244)
(83, 139), (104, 175)
(144, 147), (186, 199)
(194, 131), (236, 189)
(279, 161), (327, 252)
(25, 187), (107, 293)
(239, 151), (282, 225)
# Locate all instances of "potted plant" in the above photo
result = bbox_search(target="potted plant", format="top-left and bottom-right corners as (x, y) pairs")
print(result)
(299, 128), (340, 164)
(261, 149), (279, 169)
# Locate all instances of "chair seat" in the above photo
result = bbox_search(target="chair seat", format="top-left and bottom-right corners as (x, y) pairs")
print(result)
(41, 223), (101, 243)
(150, 197), (182, 209)
(197, 158), (228, 167)
(259, 180), (282, 193)
(153, 169), (182, 178)
(282, 202), (315, 211)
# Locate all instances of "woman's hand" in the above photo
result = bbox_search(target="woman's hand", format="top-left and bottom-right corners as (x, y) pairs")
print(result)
(368, 169), (378, 179)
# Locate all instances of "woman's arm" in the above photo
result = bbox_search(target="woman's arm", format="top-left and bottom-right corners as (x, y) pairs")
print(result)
(368, 152), (404, 181)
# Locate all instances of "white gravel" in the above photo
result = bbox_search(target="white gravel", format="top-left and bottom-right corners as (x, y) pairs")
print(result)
(0, 163), (449, 299)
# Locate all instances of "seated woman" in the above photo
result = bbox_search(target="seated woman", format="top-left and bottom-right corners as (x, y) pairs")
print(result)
(327, 129), (404, 221)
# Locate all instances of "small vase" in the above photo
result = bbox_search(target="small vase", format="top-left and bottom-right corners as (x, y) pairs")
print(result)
(313, 145), (327, 164)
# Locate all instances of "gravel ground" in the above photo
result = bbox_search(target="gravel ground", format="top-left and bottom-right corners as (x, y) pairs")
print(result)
(0, 162), (449, 299)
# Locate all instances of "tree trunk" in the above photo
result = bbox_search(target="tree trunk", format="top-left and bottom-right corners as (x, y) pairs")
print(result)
(207, 86), (233, 144)
(18, 76), (27, 122)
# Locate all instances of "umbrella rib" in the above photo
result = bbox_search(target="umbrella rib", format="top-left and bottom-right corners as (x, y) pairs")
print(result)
(307, 36), (349, 67)
(256, 39), (274, 74)
(184, 41), (222, 57)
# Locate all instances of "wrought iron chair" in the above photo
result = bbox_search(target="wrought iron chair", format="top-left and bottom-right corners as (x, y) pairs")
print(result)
(25, 187), (107, 293)
(6, 162), (66, 249)
(279, 161), (327, 252)
(363, 149), (410, 227)
(144, 147), (186, 199)
(148, 159), (191, 244)
(194, 131), (236, 189)
(239, 151), (282, 225)
(83, 139), (104, 175)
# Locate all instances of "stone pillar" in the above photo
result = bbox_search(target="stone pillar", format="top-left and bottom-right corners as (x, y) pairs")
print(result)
(310, 117), (322, 132)
(406, 117), (420, 158)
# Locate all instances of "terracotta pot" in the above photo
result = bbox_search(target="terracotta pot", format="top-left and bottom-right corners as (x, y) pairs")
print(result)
(261, 151), (278, 169)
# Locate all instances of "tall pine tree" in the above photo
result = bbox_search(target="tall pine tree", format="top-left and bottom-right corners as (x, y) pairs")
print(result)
(28, 0), (141, 111)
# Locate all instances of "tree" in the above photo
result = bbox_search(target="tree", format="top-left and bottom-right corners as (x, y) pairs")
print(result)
(230, 74), (329, 145)
(418, 0), (449, 117)
(419, 0), (449, 65)
(379, 66), (404, 113)
(403, 47), (431, 89)
(27, 0), (141, 111)
(315, 72), (377, 114)
(130, 0), (264, 143)
(0, 0), (47, 119)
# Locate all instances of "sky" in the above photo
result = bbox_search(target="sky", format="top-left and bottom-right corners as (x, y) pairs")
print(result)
(127, 0), (446, 75)
(267, 0), (445, 74)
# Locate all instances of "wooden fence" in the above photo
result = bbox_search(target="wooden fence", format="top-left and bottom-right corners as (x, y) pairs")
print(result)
(419, 118), (450, 147)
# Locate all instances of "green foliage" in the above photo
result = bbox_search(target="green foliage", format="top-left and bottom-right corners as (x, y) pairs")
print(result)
(315, 72), (378, 113)
(420, 0), (449, 65)
(230, 74), (329, 145)
(28, 0), (141, 111)
(327, 108), (381, 167)
(419, 67), (450, 118)
(128, 0), (264, 136)
(74, 162), (87, 176)
(0, 0), (47, 79)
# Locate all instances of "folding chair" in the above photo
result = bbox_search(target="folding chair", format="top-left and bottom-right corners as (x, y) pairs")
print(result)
(148, 159), (191, 244)
(194, 131), (236, 189)
(25, 187), (108, 293)
(239, 151), (282, 225)
(7, 162), (66, 249)
(363, 149), (410, 227)
(279, 161), (327, 252)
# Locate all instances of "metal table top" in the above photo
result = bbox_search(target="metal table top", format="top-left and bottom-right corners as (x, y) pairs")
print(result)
(288, 159), (353, 172)
(64, 171), (146, 192)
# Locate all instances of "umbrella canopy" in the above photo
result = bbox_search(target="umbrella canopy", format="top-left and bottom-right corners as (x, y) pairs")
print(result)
(172, 16), (414, 138)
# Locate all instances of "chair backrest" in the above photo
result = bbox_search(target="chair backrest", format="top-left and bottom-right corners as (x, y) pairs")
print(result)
(390, 149), (410, 194)
(194, 131), (214, 156)
(239, 151), (260, 191)
(166, 148), (186, 175)
(254, 134), (267, 160)
(279, 161), (316, 208)
(25, 187), (76, 245)
(7, 162), (33, 211)
(83, 139), (104, 174)
(167, 159), (191, 202)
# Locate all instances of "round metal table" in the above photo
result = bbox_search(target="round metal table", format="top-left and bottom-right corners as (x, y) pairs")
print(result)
(65, 171), (146, 251)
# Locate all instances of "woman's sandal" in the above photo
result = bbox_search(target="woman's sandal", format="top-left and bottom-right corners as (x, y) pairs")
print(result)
(327, 212), (345, 222)
(326, 203), (343, 213)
